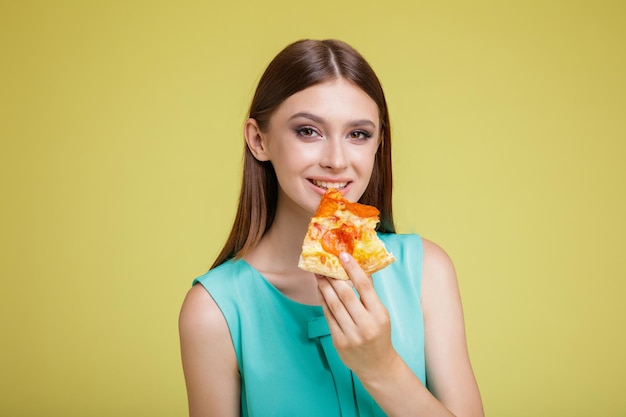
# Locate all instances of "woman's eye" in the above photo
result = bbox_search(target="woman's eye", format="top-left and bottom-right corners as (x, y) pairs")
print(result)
(295, 127), (319, 138)
(349, 130), (373, 140)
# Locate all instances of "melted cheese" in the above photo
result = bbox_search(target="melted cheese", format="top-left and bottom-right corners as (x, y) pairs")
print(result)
(298, 189), (395, 280)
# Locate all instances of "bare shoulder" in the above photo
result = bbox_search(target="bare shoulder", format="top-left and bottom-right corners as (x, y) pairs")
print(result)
(178, 283), (237, 370)
(179, 284), (227, 334)
(179, 284), (240, 416)
(419, 237), (463, 321)
(178, 284), (236, 363)
(421, 238), (458, 288)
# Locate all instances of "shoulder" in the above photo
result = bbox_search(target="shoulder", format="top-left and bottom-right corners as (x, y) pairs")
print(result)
(421, 238), (456, 280)
(179, 285), (241, 415)
(419, 238), (462, 317)
(180, 262), (247, 340)
(180, 258), (250, 335)
(179, 284), (229, 341)
(178, 283), (239, 385)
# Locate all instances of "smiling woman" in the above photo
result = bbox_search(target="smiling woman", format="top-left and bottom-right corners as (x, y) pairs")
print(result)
(178, 39), (484, 417)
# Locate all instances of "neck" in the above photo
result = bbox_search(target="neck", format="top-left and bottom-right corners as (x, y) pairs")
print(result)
(242, 192), (322, 305)
(244, 195), (312, 273)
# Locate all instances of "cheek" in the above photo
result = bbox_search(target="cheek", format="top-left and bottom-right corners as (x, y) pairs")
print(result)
(271, 144), (318, 172)
(356, 145), (379, 171)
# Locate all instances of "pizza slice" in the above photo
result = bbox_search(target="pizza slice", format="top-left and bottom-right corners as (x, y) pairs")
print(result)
(298, 188), (395, 280)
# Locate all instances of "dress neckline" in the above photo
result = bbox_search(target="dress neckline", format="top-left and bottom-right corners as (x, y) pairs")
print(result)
(238, 258), (325, 311)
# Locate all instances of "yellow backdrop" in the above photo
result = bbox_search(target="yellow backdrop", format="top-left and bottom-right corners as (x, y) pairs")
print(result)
(1, 1), (624, 416)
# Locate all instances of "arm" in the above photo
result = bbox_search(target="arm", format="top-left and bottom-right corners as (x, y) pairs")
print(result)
(421, 238), (484, 416)
(179, 284), (240, 417)
(316, 241), (483, 416)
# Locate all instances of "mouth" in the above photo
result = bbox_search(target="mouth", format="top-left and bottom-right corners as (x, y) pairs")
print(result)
(309, 179), (350, 190)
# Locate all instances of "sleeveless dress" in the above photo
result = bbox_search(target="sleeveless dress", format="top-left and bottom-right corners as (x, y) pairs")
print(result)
(193, 233), (426, 417)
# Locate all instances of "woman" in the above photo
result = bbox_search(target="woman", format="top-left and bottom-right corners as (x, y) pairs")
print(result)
(179, 39), (484, 417)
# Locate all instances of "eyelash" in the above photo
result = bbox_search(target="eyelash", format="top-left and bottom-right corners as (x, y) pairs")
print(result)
(295, 127), (319, 138)
(349, 130), (373, 140)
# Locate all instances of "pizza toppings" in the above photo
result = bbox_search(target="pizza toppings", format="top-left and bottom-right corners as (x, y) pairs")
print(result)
(321, 226), (358, 257)
(298, 188), (395, 280)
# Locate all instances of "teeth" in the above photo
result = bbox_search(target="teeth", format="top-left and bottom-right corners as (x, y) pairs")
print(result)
(312, 180), (348, 189)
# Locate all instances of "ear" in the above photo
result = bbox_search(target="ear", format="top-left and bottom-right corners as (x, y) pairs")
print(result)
(244, 118), (270, 162)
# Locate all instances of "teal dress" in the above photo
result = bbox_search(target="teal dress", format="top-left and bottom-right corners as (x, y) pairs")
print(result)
(193, 233), (426, 417)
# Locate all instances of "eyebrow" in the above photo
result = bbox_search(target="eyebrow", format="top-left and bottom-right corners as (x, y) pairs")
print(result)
(288, 112), (377, 129)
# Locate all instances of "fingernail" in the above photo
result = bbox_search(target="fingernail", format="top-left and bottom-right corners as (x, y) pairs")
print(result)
(339, 252), (350, 262)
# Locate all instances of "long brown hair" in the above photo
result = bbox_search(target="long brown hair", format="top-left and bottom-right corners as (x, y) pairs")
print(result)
(212, 39), (395, 269)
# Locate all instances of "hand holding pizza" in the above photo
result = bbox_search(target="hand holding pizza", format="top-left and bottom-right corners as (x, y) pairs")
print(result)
(316, 252), (400, 379)
(300, 188), (400, 375)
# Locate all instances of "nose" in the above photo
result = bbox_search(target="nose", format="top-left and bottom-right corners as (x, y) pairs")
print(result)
(319, 138), (348, 170)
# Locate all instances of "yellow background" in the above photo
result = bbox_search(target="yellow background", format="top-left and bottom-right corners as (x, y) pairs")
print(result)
(1, 1), (624, 416)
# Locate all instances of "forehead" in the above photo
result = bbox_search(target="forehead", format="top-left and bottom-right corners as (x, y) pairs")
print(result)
(271, 79), (379, 125)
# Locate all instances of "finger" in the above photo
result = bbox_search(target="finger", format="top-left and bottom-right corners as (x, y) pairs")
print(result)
(317, 284), (343, 336)
(316, 275), (357, 334)
(321, 274), (376, 332)
(337, 252), (378, 310)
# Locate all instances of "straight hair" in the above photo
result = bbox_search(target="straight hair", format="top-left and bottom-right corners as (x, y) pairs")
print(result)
(212, 39), (395, 269)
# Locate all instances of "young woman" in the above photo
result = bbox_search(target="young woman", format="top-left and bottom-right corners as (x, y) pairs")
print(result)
(179, 39), (484, 417)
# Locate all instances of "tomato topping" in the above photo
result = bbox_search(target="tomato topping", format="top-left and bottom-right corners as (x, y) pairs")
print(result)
(321, 225), (359, 256)
(315, 188), (379, 219)
(346, 201), (379, 218)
